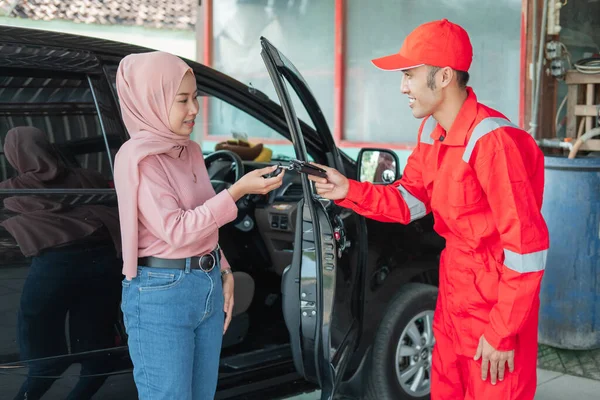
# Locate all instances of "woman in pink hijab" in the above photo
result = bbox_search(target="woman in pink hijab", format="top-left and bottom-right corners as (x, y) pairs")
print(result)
(114, 51), (284, 400)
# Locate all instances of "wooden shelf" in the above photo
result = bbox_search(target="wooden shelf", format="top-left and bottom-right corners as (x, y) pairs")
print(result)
(565, 70), (600, 141)
(566, 71), (600, 85)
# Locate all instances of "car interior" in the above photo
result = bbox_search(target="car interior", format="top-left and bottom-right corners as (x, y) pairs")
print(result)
(205, 154), (306, 368)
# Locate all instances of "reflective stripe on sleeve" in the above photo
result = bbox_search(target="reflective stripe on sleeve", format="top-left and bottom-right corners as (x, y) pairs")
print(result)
(504, 249), (548, 273)
(397, 184), (427, 222)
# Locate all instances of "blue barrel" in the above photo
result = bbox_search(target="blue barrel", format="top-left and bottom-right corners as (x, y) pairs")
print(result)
(538, 155), (600, 350)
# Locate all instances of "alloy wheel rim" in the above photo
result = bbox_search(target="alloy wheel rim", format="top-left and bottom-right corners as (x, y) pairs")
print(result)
(394, 310), (435, 397)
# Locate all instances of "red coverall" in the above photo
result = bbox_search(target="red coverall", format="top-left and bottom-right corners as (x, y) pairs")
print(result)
(336, 88), (549, 399)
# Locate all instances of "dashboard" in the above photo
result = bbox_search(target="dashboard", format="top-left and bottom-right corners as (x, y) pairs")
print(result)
(207, 158), (304, 276)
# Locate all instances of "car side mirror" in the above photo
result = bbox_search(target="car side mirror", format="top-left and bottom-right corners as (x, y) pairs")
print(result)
(356, 148), (400, 184)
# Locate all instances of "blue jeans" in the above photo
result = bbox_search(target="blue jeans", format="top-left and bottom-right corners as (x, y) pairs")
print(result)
(121, 263), (224, 400)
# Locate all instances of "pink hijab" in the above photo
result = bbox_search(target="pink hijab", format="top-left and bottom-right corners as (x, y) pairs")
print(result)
(113, 51), (193, 278)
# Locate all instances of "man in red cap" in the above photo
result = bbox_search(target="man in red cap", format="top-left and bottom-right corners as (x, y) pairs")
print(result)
(308, 19), (549, 400)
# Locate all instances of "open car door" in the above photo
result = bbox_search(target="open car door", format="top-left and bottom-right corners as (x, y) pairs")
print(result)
(261, 37), (363, 399)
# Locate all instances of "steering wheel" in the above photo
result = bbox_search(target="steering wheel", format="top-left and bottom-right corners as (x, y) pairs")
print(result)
(204, 150), (245, 194)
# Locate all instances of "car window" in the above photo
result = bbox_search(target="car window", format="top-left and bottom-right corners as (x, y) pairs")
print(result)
(197, 95), (304, 161)
(0, 71), (116, 186)
(105, 65), (303, 162)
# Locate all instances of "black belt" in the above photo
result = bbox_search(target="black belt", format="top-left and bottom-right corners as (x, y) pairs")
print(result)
(138, 247), (220, 272)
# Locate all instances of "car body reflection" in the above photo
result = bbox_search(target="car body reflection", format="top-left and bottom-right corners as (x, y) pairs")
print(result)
(0, 127), (123, 399)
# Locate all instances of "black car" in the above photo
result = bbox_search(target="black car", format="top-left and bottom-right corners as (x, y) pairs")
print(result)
(0, 26), (444, 400)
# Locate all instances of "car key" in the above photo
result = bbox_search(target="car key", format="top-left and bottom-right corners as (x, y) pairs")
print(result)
(262, 160), (327, 179)
(262, 163), (284, 178)
(288, 159), (328, 178)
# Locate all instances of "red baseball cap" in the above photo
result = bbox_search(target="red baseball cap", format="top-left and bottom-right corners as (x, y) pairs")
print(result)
(371, 19), (473, 72)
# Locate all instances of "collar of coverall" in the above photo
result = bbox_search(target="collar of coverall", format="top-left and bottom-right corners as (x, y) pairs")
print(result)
(428, 86), (478, 146)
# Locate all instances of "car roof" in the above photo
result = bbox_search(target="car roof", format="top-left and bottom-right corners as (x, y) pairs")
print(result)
(0, 24), (152, 57)
(0, 24), (201, 74)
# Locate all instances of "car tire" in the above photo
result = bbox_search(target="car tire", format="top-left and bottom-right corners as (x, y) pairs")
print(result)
(365, 283), (438, 400)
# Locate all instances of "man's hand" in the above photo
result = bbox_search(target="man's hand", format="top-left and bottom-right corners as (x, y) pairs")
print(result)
(306, 163), (349, 200)
(474, 334), (515, 385)
(222, 272), (234, 334)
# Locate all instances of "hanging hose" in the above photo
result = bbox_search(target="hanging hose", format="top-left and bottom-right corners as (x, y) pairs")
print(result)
(555, 93), (568, 133)
(568, 127), (600, 159)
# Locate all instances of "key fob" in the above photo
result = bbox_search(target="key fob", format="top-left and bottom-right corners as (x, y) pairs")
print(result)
(262, 163), (283, 178)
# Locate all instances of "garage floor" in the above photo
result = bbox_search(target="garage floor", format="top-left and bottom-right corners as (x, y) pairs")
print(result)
(283, 345), (600, 400)
(538, 345), (600, 380)
(283, 368), (600, 400)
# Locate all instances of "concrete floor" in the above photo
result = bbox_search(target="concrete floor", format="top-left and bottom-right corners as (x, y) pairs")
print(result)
(284, 369), (600, 400)
(538, 344), (600, 380)
(536, 368), (600, 400)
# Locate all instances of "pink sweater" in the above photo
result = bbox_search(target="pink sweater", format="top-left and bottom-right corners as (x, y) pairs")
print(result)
(135, 144), (237, 274)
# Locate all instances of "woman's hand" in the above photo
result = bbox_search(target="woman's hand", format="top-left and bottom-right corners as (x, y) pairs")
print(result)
(227, 165), (285, 202)
(222, 271), (234, 334)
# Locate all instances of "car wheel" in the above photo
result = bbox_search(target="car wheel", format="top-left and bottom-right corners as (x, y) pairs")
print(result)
(365, 283), (438, 400)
